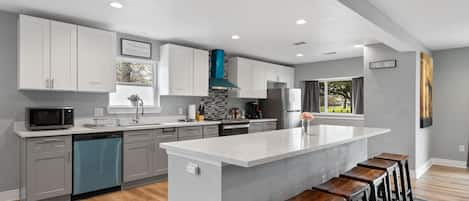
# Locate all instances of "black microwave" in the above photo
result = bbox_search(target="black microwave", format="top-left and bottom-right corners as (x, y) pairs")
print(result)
(26, 107), (74, 131)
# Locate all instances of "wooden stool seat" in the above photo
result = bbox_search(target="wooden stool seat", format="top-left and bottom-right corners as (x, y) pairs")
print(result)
(358, 158), (398, 171)
(341, 166), (386, 182)
(341, 166), (389, 201)
(375, 153), (414, 201)
(375, 153), (409, 162)
(288, 190), (347, 201)
(314, 177), (370, 201)
(358, 158), (400, 201)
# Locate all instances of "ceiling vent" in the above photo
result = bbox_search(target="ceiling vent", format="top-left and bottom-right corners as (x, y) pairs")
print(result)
(323, 51), (337, 55)
(293, 41), (307, 46)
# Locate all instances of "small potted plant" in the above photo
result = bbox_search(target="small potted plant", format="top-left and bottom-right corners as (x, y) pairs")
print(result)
(300, 112), (315, 134)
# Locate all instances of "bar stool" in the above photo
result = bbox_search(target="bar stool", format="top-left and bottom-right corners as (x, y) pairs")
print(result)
(340, 166), (390, 201)
(287, 189), (347, 201)
(313, 177), (371, 201)
(358, 158), (401, 201)
(375, 153), (414, 201)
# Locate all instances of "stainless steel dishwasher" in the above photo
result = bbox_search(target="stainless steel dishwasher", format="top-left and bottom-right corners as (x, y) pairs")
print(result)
(72, 132), (122, 200)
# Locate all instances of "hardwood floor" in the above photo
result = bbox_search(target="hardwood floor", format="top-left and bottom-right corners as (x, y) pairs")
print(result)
(82, 165), (469, 201)
(415, 165), (469, 201)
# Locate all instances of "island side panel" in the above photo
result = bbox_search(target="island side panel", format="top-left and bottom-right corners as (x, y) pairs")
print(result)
(167, 154), (222, 201)
(221, 139), (368, 201)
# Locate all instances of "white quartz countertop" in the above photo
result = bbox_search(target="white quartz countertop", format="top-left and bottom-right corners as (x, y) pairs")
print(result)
(15, 121), (221, 138)
(161, 125), (390, 168)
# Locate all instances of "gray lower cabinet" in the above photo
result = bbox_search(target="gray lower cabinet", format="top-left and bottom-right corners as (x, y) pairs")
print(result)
(21, 136), (72, 201)
(203, 125), (219, 138)
(178, 126), (203, 139)
(123, 141), (153, 182)
(123, 128), (178, 182)
(153, 128), (177, 176)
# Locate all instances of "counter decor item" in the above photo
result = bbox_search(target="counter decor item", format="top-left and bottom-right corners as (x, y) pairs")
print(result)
(300, 112), (315, 135)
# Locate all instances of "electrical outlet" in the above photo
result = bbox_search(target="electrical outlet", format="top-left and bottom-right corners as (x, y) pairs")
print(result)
(321, 174), (327, 183)
(459, 145), (465, 152)
(94, 107), (105, 117)
(178, 107), (184, 115)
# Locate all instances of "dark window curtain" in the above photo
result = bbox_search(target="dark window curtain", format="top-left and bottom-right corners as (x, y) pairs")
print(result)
(303, 81), (320, 113)
(352, 77), (364, 114)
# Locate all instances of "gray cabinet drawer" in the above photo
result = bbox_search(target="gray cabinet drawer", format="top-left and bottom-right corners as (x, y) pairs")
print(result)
(179, 136), (203, 141)
(203, 125), (219, 138)
(178, 126), (203, 139)
(159, 127), (177, 137)
(124, 130), (159, 144)
(264, 122), (277, 131)
(27, 136), (72, 153)
(248, 123), (264, 133)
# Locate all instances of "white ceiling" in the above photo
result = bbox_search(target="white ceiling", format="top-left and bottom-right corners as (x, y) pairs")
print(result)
(369, 0), (469, 51)
(0, 0), (397, 65)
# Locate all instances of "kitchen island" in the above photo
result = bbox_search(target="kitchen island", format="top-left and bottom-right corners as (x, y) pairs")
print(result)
(161, 125), (390, 201)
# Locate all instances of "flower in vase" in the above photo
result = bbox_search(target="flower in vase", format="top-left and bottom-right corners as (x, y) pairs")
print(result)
(300, 112), (315, 120)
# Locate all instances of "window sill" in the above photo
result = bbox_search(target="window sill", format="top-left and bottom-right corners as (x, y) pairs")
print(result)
(312, 113), (364, 121)
(107, 106), (162, 114)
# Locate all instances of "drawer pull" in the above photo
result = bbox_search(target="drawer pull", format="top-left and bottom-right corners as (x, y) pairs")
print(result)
(37, 139), (63, 144)
(163, 128), (176, 133)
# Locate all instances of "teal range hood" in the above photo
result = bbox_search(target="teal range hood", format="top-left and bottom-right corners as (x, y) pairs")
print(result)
(209, 49), (238, 90)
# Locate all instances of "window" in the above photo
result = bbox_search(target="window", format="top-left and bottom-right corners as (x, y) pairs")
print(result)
(319, 80), (352, 114)
(108, 57), (160, 113)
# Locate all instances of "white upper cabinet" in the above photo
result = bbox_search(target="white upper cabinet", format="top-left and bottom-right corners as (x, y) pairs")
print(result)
(228, 57), (267, 99)
(228, 57), (295, 99)
(159, 44), (209, 96)
(18, 15), (116, 92)
(193, 49), (209, 96)
(18, 15), (51, 90)
(50, 21), (77, 91)
(77, 26), (116, 92)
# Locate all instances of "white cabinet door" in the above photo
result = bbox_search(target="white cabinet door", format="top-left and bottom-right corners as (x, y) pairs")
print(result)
(50, 21), (77, 91)
(235, 58), (253, 98)
(192, 49), (209, 96)
(77, 26), (115, 92)
(251, 60), (267, 99)
(284, 67), (295, 88)
(18, 15), (51, 90)
(169, 45), (193, 95)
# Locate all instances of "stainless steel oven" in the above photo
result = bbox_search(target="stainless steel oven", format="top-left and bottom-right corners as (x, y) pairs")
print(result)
(26, 107), (74, 131)
(219, 120), (250, 136)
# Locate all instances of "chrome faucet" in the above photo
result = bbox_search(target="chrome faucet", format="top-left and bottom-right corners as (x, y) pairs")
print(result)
(128, 94), (144, 124)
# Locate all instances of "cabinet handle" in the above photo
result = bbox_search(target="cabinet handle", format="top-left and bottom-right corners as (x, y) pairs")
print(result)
(51, 79), (54, 88)
(37, 139), (62, 144)
(45, 79), (50, 88)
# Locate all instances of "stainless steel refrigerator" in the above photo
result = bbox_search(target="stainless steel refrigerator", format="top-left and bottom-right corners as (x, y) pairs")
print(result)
(260, 88), (302, 129)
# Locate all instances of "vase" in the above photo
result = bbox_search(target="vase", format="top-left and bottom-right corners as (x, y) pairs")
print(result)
(301, 119), (312, 135)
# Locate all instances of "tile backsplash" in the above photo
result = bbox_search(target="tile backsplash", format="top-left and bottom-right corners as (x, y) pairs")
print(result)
(200, 89), (229, 120)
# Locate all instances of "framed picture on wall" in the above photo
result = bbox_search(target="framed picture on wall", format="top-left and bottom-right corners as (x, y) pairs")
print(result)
(121, 38), (152, 59)
(420, 52), (433, 128)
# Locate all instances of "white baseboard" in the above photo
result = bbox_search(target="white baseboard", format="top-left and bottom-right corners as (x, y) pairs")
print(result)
(415, 159), (433, 179)
(0, 189), (19, 201)
(432, 158), (467, 169)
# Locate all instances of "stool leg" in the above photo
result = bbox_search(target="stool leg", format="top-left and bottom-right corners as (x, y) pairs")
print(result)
(385, 174), (392, 201)
(405, 161), (414, 201)
(392, 169), (401, 201)
(371, 184), (378, 201)
(398, 163), (407, 201)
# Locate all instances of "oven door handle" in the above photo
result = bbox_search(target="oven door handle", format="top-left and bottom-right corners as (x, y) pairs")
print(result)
(223, 124), (250, 129)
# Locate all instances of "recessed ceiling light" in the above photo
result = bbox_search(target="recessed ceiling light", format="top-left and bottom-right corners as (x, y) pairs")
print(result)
(296, 19), (307, 25)
(296, 53), (304, 57)
(231, 35), (240, 40)
(354, 44), (365, 48)
(110, 2), (123, 8)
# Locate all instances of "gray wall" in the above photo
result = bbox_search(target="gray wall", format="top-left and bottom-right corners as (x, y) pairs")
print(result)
(294, 57), (364, 86)
(431, 47), (469, 162)
(364, 44), (418, 168)
(0, 11), (250, 192)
